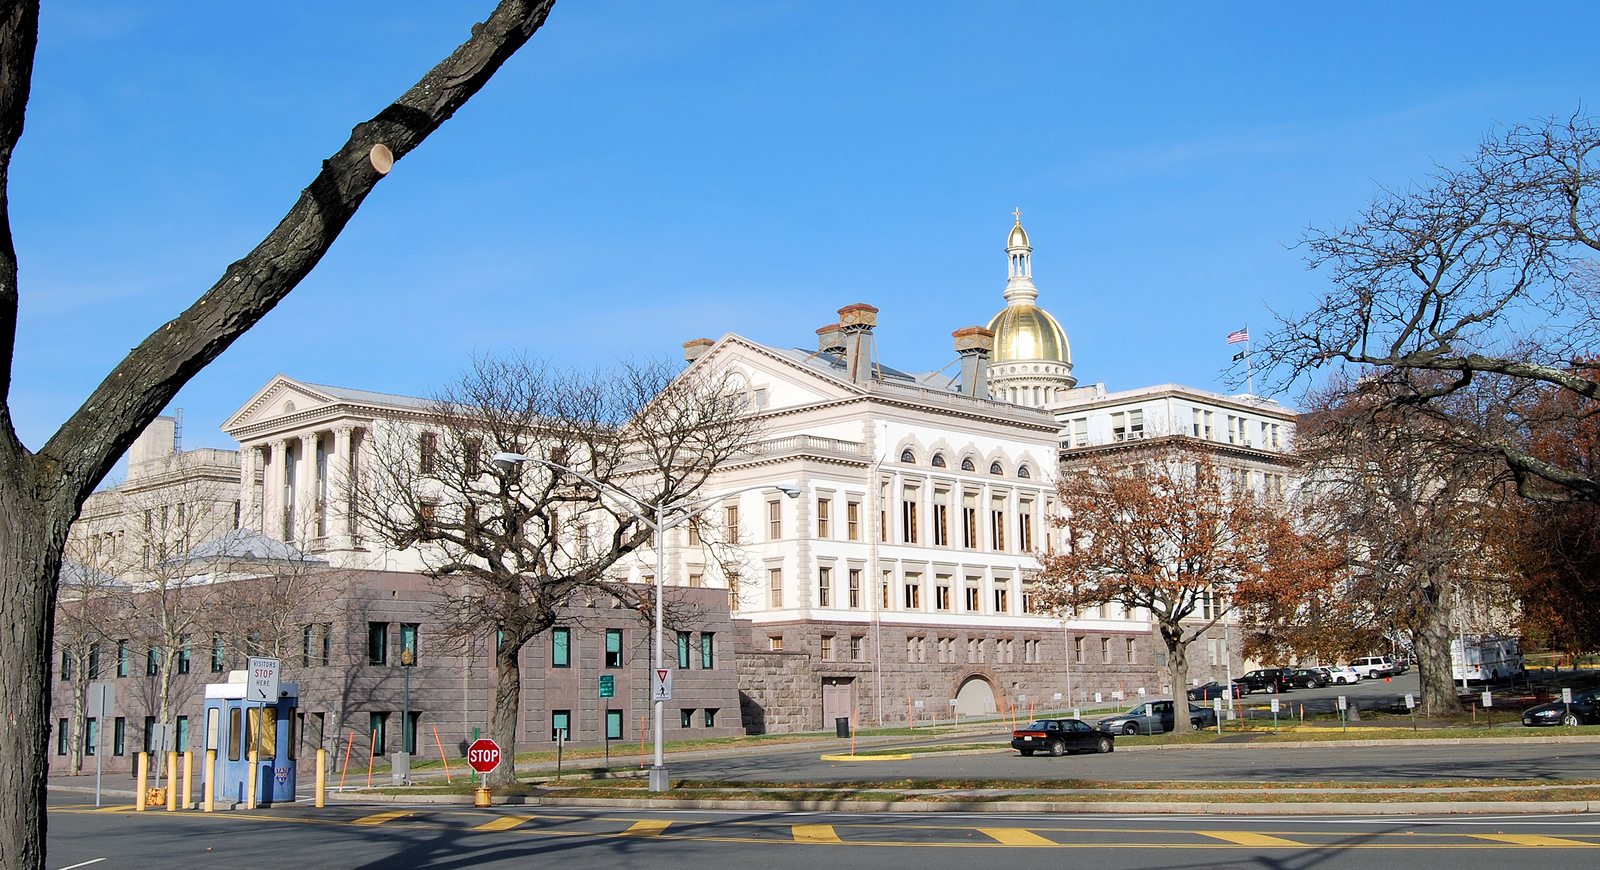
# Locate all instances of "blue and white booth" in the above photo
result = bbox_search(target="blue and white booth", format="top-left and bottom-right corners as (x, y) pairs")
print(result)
(203, 672), (299, 804)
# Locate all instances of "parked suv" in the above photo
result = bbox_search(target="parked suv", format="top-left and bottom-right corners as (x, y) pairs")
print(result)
(1233, 668), (1294, 694)
(1351, 655), (1400, 679)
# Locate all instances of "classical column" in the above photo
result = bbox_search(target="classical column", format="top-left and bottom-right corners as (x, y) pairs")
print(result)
(274, 438), (292, 541)
(332, 425), (356, 548)
(238, 445), (258, 532)
(298, 433), (318, 542)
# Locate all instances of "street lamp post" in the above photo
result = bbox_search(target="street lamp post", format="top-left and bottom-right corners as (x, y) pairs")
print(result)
(490, 452), (796, 791)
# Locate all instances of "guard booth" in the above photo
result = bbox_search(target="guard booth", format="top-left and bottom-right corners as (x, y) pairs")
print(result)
(203, 673), (299, 804)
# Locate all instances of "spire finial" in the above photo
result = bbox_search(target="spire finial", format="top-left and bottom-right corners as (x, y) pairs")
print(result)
(1012, 207), (1022, 223)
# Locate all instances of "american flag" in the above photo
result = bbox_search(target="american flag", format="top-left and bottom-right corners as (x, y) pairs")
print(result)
(1226, 327), (1249, 345)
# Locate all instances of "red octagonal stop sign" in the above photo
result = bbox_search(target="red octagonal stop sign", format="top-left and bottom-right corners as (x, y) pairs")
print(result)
(467, 737), (501, 774)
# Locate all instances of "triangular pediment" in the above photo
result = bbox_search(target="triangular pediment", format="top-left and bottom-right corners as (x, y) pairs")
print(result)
(221, 375), (342, 434)
(685, 334), (862, 410)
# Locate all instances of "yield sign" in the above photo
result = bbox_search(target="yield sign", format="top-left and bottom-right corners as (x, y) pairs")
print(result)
(651, 668), (673, 701)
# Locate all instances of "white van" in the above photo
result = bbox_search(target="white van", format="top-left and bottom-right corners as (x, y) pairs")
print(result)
(1351, 655), (1399, 679)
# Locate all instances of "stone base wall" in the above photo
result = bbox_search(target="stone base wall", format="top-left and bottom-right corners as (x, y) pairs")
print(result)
(736, 651), (818, 735)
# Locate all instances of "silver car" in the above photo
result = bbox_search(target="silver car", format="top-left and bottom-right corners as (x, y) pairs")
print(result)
(1095, 699), (1218, 735)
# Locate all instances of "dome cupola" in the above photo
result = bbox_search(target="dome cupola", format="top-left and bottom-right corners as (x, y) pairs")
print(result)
(985, 210), (1076, 407)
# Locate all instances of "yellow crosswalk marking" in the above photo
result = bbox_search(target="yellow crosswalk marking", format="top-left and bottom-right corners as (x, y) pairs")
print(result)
(979, 827), (1055, 846)
(92, 805), (137, 813)
(623, 820), (671, 837)
(1196, 831), (1307, 847)
(792, 824), (842, 843)
(473, 815), (530, 832)
(352, 810), (412, 826)
(1472, 834), (1593, 847)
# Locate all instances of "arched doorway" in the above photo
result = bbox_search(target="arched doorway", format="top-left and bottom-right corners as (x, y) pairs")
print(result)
(954, 675), (997, 716)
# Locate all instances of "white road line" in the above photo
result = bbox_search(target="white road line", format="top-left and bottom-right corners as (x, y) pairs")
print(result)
(57, 859), (107, 870)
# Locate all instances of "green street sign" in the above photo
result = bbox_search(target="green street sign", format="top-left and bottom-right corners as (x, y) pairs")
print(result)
(599, 675), (615, 698)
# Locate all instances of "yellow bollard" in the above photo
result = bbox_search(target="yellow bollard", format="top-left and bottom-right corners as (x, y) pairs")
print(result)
(315, 748), (327, 808)
(166, 751), (178, 811)
(203, 749), (216, 813)
(135, 752), (148, 811)
(246, 749), (258, 810)
(181, 751), (194, 810)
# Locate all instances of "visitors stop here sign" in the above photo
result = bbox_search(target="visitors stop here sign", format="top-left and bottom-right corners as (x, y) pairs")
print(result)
(467, 738), (501, 774)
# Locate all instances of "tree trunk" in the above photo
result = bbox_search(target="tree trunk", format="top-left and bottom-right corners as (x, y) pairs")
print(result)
(68, 678), (84, 775)
(0, 494), (69, 870)
(487, 647), (521, 788)
(1415, 582), (1465, 716)
(1161, 620), (1194, 734)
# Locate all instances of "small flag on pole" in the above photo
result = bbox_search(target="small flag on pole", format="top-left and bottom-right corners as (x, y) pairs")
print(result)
(1232, 350), (1247, 362)
(1226, 327), (1249, 345)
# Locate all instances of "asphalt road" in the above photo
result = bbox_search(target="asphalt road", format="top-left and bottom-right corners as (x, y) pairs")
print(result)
(47, 795), (1600, 870)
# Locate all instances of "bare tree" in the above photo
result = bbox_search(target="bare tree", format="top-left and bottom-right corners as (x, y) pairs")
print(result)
(1269, 379), (1516, 715)
(1036, 441), (1329, 733)
(0, 5), (555, 862)
(54, 532), (124, 774)
(1260, 112), (1600, 502)
(351, 356), (762, 785)
(202, 526), (336, 682)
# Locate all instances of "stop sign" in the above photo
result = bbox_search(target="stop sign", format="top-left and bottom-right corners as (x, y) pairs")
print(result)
(467, 738), (501, 774)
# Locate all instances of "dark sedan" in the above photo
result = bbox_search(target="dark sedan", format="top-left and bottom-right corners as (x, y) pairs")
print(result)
(1011, 718), (1115, 756)
(1522, 690), (1600, 727)
(1285, 668), (1327, 689)
(1187, 680), (1245, 701)
(1233, 668), (1294, 694)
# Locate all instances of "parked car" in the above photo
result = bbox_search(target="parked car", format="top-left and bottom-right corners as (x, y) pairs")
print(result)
(1096, 699), (1219, 735)
(1351, 655), (1400, 679)
(1285, 668), (1327, 689)
(1522, 690), (1600, 727)
(1187, 680), (1245, 701)
(1317, 665), (1361, 685)
(1011, 718), (1116, 755)
(1233, 668), (1294, 694)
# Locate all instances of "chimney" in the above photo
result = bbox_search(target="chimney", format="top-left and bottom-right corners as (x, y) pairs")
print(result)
(815, 323), (846, 355)
(952, 327), (994, 398)
(836, 303), (879, 385)
(682, 338), (715, 364)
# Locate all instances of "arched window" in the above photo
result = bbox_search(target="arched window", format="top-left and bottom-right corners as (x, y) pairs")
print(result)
(931, 453), (947, 468)
(1017, 465), (1030, 479)
(900, 448), (916, 463)
(960, 457), (975, 472)
(989, 461), (1003, 475)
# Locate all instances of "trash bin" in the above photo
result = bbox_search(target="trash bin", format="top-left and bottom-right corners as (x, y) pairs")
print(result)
(835, 717), (851, 738)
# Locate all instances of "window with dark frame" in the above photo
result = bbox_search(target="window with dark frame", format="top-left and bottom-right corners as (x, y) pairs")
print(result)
(604, 629), (623, 668)
(552, 628), (571, 667)
(368, 622), (389, 666)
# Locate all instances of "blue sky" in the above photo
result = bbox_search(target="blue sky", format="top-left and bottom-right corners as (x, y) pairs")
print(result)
(8, 2), (1593, 460)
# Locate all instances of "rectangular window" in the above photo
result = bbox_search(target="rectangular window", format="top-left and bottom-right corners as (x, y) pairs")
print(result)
(724, 505), (740, 541)
(850, 636), (863, 661)
(700, 632), (715, 669)
(605, 629), (623, 668)
(1126, 638), (1137, 663)
(367, 622), (388, 666)
(932, 490), (950, 546)
(820, 634), (834, 660)
(1018, 501), (1034, 552)
(1022, 585), (1036, 614)
(88, 643), (100, 679)
(551, 710), (571, 742)
(1112, 409), (1146, 441)
(59, 650), (71, 682)
(993, 583), (1009, 613)
(176, 637), (191, 675)
(400, 623), (419, 665)
(56, 719), (67, 756)
(846, 501), (861, 541)
(552, 628), (571, 667)
(419, 431), (437, 474)
(881, 575), (892, 609)
(962, 492), (978, 548)
(1100, 637), (1111, 661)
(228, 709), (241, 761)
(210, 635), (225, 673)
(879, 483), (889, 542)
(818, 567), (831, 607)
(143, 715), (156, 753)
(768, 568), (783, 608)
(146, 647), (160, 677)
(113, 717), (126, 756)
(175, 716), (189, 753)
(767, 500), (782, 540)
(847, 569), (861, 608)
(900, 486), (919, 543)
(606, 709), (623, 740)
(990, 496), (1007, 551)
(817, 498), (831, 538)
(117, 639), (129, 678)
(368, 712), (387, 755)
(687, 517), (702, 546)
(1073, 637), (1084, 663)
(704, 708), (718, 728)
(302, 625), (315, 668)
(965, 583), (980, 612)
(677, 631), (691, 669)
(1068, 417), (1089, 447)
(902, 575), (928, 607)
(934, 578), (951, 611)
(320, 623), (331, 666)
(680, 709), (694, 728)
(688, 572), (703, 588)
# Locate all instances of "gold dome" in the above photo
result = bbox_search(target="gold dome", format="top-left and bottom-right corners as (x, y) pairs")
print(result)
(1008, 221), (1030, 249)
(986, 303), (1070, 363)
